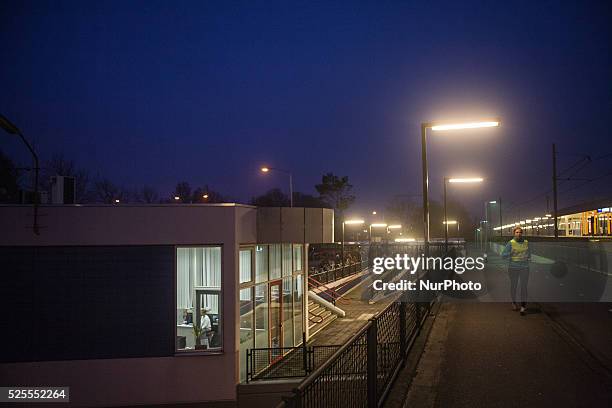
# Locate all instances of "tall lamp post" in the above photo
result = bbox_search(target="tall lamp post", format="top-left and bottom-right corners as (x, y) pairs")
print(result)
(0, 114), (40, 235)
(421, 119), (500, 256)
(261, 166), (293, 207)
(369, 223), (387, 244)
(484, 200), (499, 255)
(342, 219), (364, 266)
(387, 224), (402, 243)
(444, 177), (484, 252)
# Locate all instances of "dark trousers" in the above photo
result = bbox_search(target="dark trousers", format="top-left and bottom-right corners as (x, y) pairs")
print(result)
(508, 266), (529, 307)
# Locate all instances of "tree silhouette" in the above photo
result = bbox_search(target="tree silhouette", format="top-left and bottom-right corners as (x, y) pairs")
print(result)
(0, 150), (20, 203)
(140, 186), (159, 203)
(173, 181), (192, 202)
(92, 177), (128, 203)
(251, 188), (290, 207)
(315, 173), (355, 212)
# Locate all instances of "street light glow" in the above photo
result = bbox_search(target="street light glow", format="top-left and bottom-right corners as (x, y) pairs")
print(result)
(371, 223), (388, 228)
(260, 167), (270, 173)
(431, 121), (500, 131)
(344, 219), (365, 225)
(448, 177), (484, 183)
(114, 199), (120, 203)
(372, 211), (377, 215)
(443, 220), (457, 225)
(203, 194), (209, 199)
(174, 196), (180, 201)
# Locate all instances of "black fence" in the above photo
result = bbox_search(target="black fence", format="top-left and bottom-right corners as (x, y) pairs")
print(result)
(246, 343), (341, 382)
(277, 291), (435, 408)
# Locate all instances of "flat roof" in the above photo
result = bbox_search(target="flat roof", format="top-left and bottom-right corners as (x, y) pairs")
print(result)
(0, 202), (257, 209)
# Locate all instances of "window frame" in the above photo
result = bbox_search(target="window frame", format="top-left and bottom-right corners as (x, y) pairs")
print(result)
(174, 244), (224, 356)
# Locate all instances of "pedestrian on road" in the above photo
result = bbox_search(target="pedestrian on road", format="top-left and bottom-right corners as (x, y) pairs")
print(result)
(501, 226), (531, 315)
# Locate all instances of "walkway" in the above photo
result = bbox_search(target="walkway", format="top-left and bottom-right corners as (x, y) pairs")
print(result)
(400, 302), (612, 407)
(390, 246), (612, 408)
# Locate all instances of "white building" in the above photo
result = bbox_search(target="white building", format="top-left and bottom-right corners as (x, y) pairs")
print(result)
(0, 204), (334, 407)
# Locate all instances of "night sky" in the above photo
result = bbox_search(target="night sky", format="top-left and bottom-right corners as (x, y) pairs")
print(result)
(1, 0), (611, 222)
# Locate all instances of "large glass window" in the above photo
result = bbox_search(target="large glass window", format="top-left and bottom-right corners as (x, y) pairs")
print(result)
(239, 288), (254, 382)
(176, 247), (222, 352)
(269, 244), (282, 280)
(240, 249), (252, 284)
(293, 274), (303, 345)
(256, 246), (268, 283)
(239, 244), (306, 382)
(282, 244), (292, 277)
(293, 244), (303, 272)
(282, 277), (294, 347)
(254, 283), (269, 349)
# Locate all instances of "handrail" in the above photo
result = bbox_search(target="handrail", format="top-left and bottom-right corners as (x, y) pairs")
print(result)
(307, 275), (350, 305)
(309, 260), (368, 283)
(308, 290), (346, 317)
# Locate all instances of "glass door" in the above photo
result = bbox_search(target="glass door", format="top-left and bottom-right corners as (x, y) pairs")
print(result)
(269, 280), (283, 361)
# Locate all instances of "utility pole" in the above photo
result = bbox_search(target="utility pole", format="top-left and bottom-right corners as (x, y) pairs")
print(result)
(498, 197), (503, 237)
(552, 143), (558, 238)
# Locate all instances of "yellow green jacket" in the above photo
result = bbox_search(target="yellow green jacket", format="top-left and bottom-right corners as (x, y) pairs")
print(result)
(501, 238), (530, 268)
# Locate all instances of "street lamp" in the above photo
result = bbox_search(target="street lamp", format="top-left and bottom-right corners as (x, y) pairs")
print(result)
(342, 219), (365, 266)
(0, 114), (40, 235)
(421, 119), (499, 257)
(482, 199), (500, 255)
(444, 176), (483, 252)
(261, 166), (293, 207)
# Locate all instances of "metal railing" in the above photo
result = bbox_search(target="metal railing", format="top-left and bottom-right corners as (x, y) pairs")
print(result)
(246, 341), (342, 383)
(308, 275), (351, 306)
(309, 260), (368, 285)
(277, 287), (436, 408)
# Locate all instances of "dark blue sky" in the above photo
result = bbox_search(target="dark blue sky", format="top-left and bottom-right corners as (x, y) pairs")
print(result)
(1, 0), (611, 221)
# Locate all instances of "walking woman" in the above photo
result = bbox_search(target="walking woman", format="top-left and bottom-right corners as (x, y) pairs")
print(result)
(501, 226), (531, 315)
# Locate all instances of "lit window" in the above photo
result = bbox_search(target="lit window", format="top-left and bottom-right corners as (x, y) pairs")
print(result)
(176, 247), (222, 352)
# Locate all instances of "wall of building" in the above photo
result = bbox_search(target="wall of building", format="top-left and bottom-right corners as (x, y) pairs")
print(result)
(256, 207), (334, 244)
(0, 204), (244, 406)
(0, 204), (246, 246)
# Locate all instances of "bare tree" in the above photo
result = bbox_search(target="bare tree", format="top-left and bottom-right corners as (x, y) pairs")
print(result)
(92, 177), (127, 204)
(172, 181), (192, 202)
(140, 186), (159, 203)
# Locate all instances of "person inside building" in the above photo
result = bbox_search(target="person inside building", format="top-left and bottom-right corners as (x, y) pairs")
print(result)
(501, 226), (531, 315)
(200, 307), (213, 348)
